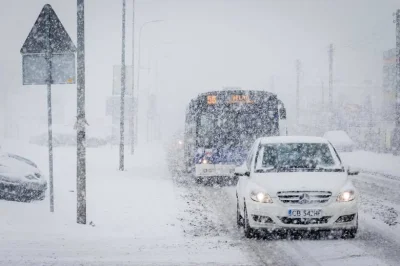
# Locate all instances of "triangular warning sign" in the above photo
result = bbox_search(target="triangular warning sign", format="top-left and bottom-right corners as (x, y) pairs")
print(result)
(20, 4), (76, 54)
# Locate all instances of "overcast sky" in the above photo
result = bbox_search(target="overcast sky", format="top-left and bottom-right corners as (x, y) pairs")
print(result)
(0, 0), (398, 140)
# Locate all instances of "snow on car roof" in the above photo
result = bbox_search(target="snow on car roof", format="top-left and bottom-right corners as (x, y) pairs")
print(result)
(259, 136), (329, 145)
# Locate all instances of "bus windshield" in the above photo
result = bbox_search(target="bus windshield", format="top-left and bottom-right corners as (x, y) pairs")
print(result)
(197, 111), (274, 149)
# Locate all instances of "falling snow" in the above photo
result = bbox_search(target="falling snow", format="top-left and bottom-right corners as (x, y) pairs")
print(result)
(1, 1), (400, 266)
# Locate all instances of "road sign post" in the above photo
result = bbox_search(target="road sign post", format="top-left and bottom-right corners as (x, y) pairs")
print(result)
(77, 0), (87, 225)
(20, 4), (76, 213)
(44, 12), (54, 213)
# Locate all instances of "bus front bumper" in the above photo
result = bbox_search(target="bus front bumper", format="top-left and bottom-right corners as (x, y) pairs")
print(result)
(195, 164), (236, 177)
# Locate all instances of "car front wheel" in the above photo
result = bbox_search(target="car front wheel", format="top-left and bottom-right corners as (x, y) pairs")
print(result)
(236, 195), (243, 227)
(341, 214), (358, 239)
(243, 204), (256, 238)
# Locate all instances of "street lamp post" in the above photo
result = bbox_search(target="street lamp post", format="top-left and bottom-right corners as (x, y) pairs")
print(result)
(145, 44), (170, 142)
(134, 19), (164, 146)
(119, 0), (126, 171)
(130, 0), (135, 154)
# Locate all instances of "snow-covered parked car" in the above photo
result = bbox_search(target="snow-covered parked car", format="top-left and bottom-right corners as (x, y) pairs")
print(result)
(235, 136), (359, 239)
(323, 130), (355, 152)
(0, 152), (47, 201)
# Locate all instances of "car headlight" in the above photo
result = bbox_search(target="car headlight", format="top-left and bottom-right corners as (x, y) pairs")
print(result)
(199, 158), (210, 164)
(337, 190), (356, 202)
(250, 191), (273, 203)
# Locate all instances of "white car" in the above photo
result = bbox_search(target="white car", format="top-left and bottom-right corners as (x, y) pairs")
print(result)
(235, 136), (359, 238)
(323, 130), (355, 152)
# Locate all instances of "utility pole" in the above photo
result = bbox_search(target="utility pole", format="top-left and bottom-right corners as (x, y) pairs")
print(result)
(77, 0), (87, 224)
(296, 60), (301, 124)
(396, 10), (400, 129)
(136, 20), (164, 146)
(119, 0), (126, 171)
(130, 0), (135, 154)
(328, 43), (334, 111)
(393, 9), (400, 154)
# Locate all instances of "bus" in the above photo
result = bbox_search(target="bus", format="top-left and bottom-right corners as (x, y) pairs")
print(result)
(184, 89), (287, 183)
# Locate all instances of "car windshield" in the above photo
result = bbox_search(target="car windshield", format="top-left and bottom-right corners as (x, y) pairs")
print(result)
(255, 143), (343, 172)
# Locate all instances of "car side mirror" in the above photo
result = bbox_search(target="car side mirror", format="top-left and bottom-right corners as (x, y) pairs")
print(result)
(234, 165), (250, 177)
(347, 167), (359, 176)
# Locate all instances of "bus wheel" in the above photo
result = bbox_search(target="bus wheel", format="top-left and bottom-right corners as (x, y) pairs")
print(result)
(195, 177), (203, 184)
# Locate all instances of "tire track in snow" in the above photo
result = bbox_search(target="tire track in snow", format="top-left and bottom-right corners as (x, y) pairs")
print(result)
(171, 175), (396, 265)
(198, 184), (297, 266)
(171, 176), (295, 266)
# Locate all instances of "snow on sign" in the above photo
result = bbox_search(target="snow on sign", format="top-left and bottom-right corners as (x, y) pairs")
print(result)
(22, 53), (75, 85)
(20, 4), (76, 85)
(19, 4), (76, 214)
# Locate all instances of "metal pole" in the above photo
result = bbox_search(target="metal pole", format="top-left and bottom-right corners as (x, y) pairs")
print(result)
(135, 25), (144, 148)
(296, 60), (300, 125)
(119, 0), (126, 171)
(130, 0), (135, 154)
(392, 9), (400, 154)
(77, 0), (87, 224)
(136, 20), (164, 146)
(329, 43), (334, 111)
(45, 9), (54, 213)
(396, 10), (400, 128)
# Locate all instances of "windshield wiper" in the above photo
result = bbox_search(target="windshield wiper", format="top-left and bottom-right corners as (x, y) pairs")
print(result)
(255, 167), (276, 173)
(276, 166), (344, 172)
(314, 167), (344, 172)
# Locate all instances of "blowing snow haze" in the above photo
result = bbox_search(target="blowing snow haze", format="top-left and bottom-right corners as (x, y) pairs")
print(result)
(0, 0), (398, 140)
(1, 1), (400, 265)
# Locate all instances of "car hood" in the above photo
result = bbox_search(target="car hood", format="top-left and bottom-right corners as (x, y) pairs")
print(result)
(250, 172), (349, 197)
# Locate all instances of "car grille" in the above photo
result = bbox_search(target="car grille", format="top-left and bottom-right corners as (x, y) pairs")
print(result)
(279, 216), (331, 225)
(277, 191), (332, 205)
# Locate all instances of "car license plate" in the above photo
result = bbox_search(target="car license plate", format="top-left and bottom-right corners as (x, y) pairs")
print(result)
(288, 209), (322, 218)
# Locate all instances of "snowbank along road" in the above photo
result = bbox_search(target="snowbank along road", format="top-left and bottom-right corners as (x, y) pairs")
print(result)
(0, 141), (400, 265)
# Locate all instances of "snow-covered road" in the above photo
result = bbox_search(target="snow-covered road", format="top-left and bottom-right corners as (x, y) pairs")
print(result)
(0, 142), (258, 266)
(183, 175), (400, 266)
(0, 141), (399, 265)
